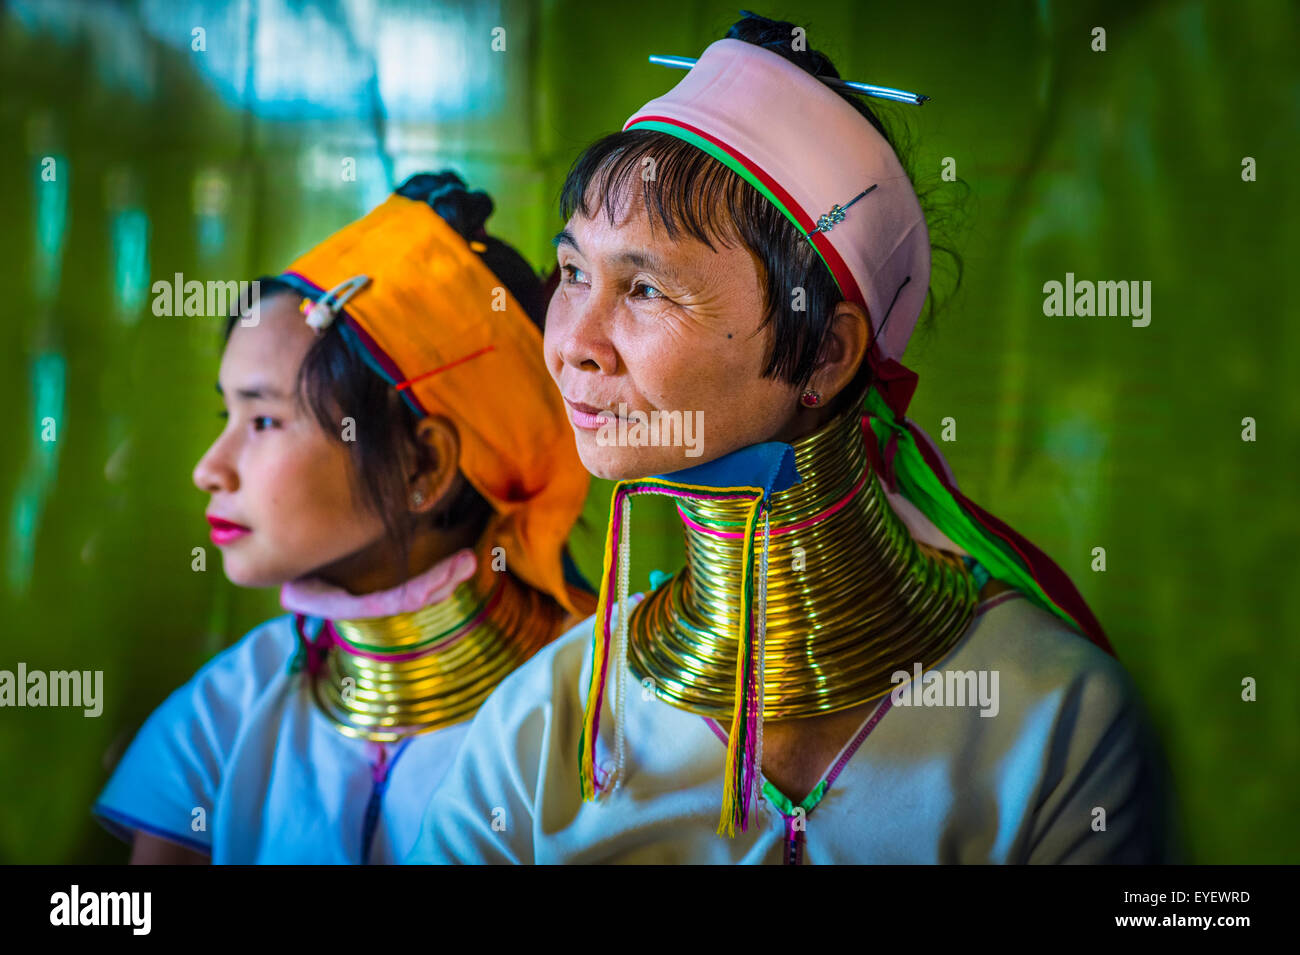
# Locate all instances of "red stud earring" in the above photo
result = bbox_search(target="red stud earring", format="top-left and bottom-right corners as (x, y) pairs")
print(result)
(800, 390), (822, 408)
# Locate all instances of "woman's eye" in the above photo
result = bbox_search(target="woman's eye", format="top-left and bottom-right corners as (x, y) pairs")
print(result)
(217, 410), (229, 421)
(251, 416), (279, 432)
(561, 264), (588, 285)
(632, 281), (664, 300)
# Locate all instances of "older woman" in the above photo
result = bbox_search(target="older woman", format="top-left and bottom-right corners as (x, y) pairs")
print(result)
(407, 14), (1175, 864)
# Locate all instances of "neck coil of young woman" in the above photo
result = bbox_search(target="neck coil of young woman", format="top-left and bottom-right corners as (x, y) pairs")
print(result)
(312, 566), (565, 740)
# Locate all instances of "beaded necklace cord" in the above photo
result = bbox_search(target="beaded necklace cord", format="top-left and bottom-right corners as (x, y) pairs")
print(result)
(705, 694), (893, 866)
(360, 737), (413, 863)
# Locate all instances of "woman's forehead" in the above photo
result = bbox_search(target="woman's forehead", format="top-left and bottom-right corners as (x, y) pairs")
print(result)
(563, 198), (744, 269)
(222, 296), (314, 380)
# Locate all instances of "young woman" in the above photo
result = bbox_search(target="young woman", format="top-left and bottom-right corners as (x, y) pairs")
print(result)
(92, 172), (594, 863)
(408, 15), (1177, 864)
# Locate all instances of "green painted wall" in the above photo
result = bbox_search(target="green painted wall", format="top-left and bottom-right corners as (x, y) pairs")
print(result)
(1, 0), (1295, 863)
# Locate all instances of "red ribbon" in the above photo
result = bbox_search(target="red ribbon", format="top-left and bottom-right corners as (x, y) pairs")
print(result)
(293, 615), (337, 677)
(867, 346), (919, 421)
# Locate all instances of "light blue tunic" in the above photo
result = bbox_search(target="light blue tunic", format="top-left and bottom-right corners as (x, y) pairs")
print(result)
(406, 591), (1179, 864)
(93, 615), (469, 864)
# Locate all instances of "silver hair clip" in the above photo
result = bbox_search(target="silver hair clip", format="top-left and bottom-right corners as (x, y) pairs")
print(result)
(303, 275), (372, 331)
(807, 184), (878, 236)
(647, 55), (929, 105)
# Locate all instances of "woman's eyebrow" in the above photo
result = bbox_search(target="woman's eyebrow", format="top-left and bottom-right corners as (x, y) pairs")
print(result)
(611, 248), (681, 279)
(553, 230), (684, 281)
(215, 382), (288, 401)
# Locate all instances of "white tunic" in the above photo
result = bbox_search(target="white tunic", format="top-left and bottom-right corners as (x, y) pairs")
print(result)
(407, 591), (1177, 864)
(93, 614), (469, 864)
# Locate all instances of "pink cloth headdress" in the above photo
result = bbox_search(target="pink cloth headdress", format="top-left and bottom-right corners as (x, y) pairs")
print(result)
(627, 40), (930, 370)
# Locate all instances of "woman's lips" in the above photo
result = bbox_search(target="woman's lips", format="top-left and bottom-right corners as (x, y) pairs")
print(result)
(564, 397), (618, 432)
(207, 515), (251, 546)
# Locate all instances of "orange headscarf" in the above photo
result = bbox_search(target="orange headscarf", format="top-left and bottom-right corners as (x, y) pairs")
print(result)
(281, 193), (590, 616)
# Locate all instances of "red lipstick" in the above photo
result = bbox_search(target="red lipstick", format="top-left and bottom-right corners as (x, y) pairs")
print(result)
(207, 515), (251, 546)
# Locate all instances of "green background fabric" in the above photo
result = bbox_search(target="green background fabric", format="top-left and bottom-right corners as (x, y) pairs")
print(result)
(1, 0), (1295, 863)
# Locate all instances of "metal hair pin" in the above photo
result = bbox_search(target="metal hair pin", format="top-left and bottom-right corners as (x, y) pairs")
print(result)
(807, 183), (878, 236)
(303, 274), (372, 331)
(647, 54), (929, 105)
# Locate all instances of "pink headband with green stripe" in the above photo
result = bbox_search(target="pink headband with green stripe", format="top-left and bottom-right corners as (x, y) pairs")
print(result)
(624, 38), (929, 414)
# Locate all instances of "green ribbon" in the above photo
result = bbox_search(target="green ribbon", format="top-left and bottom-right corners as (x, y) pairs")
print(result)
(862, 385), (1075, 632)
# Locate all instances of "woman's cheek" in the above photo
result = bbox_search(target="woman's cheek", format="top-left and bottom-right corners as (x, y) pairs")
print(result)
(250, 437), (334, 536)
(623, 326), (693, 401)
(645, 344), (728, 414)
(293, 457), (352, 528)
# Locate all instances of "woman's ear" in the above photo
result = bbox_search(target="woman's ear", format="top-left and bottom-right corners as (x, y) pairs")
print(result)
(809, 300), (872, 404)
(408, 415), (460, 514)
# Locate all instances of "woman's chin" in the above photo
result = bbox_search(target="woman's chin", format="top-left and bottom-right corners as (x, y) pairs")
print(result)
(576, 442), (715, 482)
(219, 554), (291, 590)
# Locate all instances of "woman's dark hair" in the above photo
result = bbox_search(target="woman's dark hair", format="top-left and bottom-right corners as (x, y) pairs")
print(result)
(558, 11), (966, 412)
(225, 171), (548, 567)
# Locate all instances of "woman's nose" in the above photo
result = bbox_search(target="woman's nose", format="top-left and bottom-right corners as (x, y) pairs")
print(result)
(556, 289), (619, 375)
(192, 435), (238, 495)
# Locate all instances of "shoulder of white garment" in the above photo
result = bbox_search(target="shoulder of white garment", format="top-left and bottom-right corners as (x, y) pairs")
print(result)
(939, 596), (1173, 863)
(405, 606), (609, 864)
(406, 594), (1174, 864)
(92, 614), (301, 849)
(121, 612), (301, 753)
(168, 613), (302, 715)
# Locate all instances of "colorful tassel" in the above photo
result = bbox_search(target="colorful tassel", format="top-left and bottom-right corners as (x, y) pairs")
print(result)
(578, 478), (771, 838)
(577, 484), (629, 800)
(716, 490), (764, 836)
